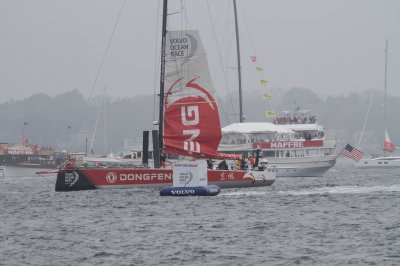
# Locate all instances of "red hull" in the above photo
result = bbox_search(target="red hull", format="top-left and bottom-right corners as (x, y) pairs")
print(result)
(55, 168), (276, 191)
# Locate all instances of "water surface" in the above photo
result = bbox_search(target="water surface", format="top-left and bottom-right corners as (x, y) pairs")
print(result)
(1, 162), (399, 265)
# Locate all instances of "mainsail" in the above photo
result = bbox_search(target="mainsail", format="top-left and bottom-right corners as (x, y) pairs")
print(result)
(163, 30), (224, 158)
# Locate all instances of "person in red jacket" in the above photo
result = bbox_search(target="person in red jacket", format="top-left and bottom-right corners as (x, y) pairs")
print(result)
(248, 155), (255, 169)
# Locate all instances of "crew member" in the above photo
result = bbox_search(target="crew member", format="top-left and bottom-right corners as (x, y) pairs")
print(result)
(160, 153), (166, 168)
(248, 155), (255, 169)
(236, 158), (241, 170)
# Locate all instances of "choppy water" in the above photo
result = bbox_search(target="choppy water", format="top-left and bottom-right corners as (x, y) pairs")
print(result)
(1, 161), (400, 266)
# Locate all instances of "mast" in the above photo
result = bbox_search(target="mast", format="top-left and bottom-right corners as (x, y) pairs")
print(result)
(233, 0), (244, 123)
(383, 39), (388, 156)
(158, 0), (168, 152)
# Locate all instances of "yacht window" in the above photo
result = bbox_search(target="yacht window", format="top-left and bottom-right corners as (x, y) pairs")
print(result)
(293, 150), (304, 157)
(263, 151), (275, 157)
(306, 149), (319, 156)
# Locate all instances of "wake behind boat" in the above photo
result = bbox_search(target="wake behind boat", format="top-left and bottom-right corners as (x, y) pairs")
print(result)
(55, 2), (275, 192)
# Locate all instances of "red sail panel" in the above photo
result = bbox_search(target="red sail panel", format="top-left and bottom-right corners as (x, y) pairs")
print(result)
(163, 78), (223, 159)
(384, 140), (396, 152)
(384, 130), (396, 152)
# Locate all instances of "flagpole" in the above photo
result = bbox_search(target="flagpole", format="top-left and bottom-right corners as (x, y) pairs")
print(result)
(334, 147), (345, 160)
(338, 144), (364, 162)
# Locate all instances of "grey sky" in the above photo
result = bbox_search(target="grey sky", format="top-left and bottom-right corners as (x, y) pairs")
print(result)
(1, 0), (399, 103)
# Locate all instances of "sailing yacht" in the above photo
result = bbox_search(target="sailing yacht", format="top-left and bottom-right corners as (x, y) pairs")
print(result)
(54, 0), (276, 191)
(356, 39), (400, 169)
(357, 130), (400, 168)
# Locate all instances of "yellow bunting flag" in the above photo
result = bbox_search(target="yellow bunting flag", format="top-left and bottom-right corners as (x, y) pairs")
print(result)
(262, 92), (272, 100)
(260, 80), (268, 86)
(266, 111), (276, 118)
(256, 66), (263, 72)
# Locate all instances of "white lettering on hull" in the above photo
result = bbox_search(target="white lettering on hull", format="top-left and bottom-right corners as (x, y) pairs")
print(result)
(118, 173), (172, 181)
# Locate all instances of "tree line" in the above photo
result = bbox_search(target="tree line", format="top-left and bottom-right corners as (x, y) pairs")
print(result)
(0, 88), (398, 156)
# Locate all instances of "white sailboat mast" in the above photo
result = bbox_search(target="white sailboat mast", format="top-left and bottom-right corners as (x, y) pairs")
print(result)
(383, 39), (388, 156)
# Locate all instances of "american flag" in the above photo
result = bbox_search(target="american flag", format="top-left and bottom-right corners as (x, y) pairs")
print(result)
(340, 144), (364, 161)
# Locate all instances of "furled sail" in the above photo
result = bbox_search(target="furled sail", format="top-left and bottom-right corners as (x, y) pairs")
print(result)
(163, 30), (224, 158)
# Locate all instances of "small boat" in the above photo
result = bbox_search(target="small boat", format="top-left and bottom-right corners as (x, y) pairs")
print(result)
(0, 143), (66, 177)
(357, 156), (400, 168)
(356, 130), (400, 168)
(218, 114), (337, 177)
(3, 164), (57, 178)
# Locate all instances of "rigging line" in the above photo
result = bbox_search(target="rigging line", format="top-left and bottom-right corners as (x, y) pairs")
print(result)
(205, 0), (224, 59)
(224, 1), (230, 72)
(238, 0), (276, 118)
(38, 173), (55, 186)
(180, 0), (187, 87)
(90, 95), (104, 154)
(358, 59), (381, 150)
(220, 2), (238, 122)
(358, 90), (375, 149)
(222, 30), (241, 121)
(205, 0), (236, 125)
(103, 88), (108, 155)
(205, 0), (228, 118)
(238, 0), (258, 61)
(71, 0), (127, 152)
(152, 0), (162, 129)
(205, 0), (231, 123)
(182, 0), (192, 29)
(221, 1), (239, 123)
